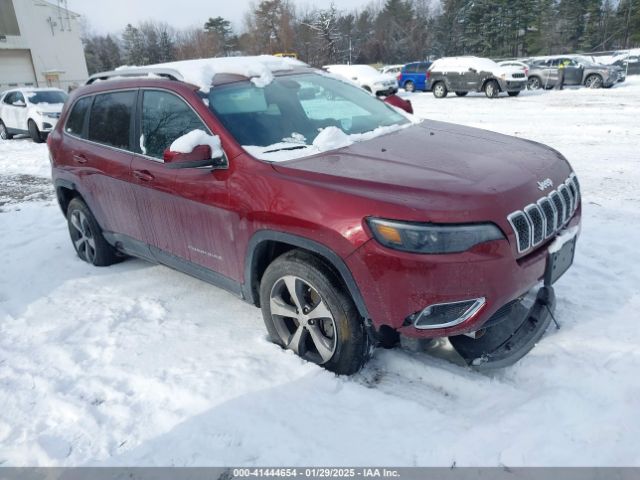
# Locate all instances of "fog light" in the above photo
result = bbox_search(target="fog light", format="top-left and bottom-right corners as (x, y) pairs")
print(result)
(411, 298), (485, 329)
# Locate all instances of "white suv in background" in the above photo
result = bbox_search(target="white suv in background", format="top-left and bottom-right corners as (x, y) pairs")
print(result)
(324, 64), (398, 96)
(0, 88), (68, 143)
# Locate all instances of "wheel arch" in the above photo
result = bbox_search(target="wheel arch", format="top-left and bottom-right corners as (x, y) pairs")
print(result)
(482, 77), (501, 92)
(243, 230), (370, 320)
(54, 178), (83, 215)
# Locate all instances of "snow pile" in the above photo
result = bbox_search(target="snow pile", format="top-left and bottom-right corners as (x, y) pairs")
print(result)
(169, 129), (223, 158)
(244, 122), (414, 162)
(312, 126), (353, 150)
(119, 56), (307, 91)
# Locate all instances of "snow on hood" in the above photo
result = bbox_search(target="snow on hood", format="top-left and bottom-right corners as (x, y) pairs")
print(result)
(118, 56), (307, 91)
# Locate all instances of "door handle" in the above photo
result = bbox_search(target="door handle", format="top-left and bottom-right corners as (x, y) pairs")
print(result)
(72, 153), (87, 164)
(133, 169), (154, 182)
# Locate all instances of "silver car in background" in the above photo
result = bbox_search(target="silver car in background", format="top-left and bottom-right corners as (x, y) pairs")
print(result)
(526, 56), (621, 89)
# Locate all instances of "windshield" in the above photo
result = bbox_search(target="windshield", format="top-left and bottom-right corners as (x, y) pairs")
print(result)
(26, 91), (67, 105)
(208, 73), (408, 154)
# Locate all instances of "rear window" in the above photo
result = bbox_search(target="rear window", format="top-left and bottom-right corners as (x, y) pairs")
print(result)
(88, 91), (136, 150)
(65, 96), (92, 137)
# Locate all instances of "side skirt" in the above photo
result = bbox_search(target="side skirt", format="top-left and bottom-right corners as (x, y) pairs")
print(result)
(103, 232), (244, 298)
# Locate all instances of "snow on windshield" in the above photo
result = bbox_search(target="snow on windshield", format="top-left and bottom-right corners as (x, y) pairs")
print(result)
(120, 56), (307, 91)
(244, 121), (418, 163)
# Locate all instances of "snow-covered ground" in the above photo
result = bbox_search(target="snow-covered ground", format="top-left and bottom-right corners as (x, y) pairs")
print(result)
(1, 79), (639, 467)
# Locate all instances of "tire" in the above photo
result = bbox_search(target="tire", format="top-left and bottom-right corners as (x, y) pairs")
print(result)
(404, 80), (415, 92)
(0, 120), (13, 140)
(507, 91), (521, 97)
(260, 249), (371, 375)
(455, 91), (468, 97)
(584, 74), (603, 89)
(527, 76), (541, 90)
(66, 197), (122, 266)
(432, 82), (448, 98)
(484, 80), (500, 98)
(28, 119), (44, 143)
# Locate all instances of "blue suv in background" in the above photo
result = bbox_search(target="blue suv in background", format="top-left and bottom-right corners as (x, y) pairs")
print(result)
(398, 61), (433, 92)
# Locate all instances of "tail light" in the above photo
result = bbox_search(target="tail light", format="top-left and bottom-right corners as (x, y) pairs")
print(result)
(397, 73), (402, 82)
(426, 71), (431, 80)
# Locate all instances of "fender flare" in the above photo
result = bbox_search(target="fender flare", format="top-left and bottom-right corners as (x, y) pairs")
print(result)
(243, 230), (370, 320)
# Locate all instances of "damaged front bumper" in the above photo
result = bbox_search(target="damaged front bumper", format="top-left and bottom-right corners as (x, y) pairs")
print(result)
(449, 285), (556, 369)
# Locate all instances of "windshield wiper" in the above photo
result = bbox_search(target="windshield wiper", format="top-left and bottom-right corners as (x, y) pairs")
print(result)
(263, 145), (309, 153)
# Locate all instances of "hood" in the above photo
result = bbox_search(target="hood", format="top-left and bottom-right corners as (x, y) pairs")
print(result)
(29, 103), (64, 113)
(273, 120), (573, 224)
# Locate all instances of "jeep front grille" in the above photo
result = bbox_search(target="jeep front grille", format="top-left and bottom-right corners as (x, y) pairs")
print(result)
(508, 174), (580, 253)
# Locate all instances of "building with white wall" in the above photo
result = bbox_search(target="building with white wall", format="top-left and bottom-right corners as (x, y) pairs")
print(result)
(0, 0), (88, 91)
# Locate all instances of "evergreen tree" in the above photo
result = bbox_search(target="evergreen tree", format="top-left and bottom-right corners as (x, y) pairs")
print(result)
(122, 24), (146, 65)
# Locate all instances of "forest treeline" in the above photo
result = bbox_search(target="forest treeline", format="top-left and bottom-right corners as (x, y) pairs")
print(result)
(83, 0), (640, 73)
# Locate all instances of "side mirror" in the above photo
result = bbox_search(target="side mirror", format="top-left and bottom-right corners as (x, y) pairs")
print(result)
(383, 94), (413, 114)
(163, 144), (227, 169)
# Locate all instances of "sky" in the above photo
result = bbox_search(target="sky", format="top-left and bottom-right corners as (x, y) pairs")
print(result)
(66, 0), (380, 34)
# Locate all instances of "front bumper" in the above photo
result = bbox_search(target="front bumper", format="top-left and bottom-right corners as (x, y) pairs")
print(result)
(502, 80), (527, 91)
(450, 285), (556, 369)
(37, 116), (59, 132)
(346, 209), (581, 339)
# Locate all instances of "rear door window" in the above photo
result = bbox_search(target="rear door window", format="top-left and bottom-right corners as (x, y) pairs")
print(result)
(88, 91), (136, 150)
(65, 96), (92, 138)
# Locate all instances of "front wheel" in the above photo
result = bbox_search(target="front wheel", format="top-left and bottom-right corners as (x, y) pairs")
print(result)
(404, 80), (415, 92)
(584, 74), (603, 89)
(260, 250), (371, 375)
(527, 76), (541, 90)
(484, 80), (500, 98)
(432, 82), (448, 98)
(507, 91), (521, 97)
(0, 120), (13, 140)
(28, 120), (44, 143)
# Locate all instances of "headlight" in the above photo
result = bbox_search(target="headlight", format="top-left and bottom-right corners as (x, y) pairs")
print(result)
(37, 111), (58, 118)
(367, 218), (505, 254)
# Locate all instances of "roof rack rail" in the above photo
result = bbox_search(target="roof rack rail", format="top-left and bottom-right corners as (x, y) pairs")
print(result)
(85, 67), (184, 85)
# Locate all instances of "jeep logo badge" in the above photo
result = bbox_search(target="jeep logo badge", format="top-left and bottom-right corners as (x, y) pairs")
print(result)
(537, 178), (553, 191)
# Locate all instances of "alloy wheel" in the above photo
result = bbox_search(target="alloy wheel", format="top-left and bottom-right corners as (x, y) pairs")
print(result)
(434, 84), (445, 97)
(528, 77), (540, 90)
(269, 275), (337, 364)
(585, 75), (602, 88)
(405, 81), (415, 92)
(70, 210), (96, 263)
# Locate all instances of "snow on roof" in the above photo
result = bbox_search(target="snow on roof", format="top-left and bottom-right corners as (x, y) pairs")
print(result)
(118, 55), (308, 91)
(431, 56), (500, 72)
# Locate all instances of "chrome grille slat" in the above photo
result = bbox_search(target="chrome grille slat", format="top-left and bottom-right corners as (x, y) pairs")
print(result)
(508, 174), (580, 253)
(537, 197), (556, 238)
(524, 204), (545, 246)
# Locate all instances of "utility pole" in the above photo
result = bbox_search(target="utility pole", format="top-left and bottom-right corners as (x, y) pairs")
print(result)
(625, 0), (633, 49)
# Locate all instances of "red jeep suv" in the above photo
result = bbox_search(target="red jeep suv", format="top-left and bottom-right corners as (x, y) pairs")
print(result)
(47, 56), (581, 374)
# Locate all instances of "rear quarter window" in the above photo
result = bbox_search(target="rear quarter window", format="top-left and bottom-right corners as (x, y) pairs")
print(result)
(88, 91), (136, 150)
(65, 96), (92, 138)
